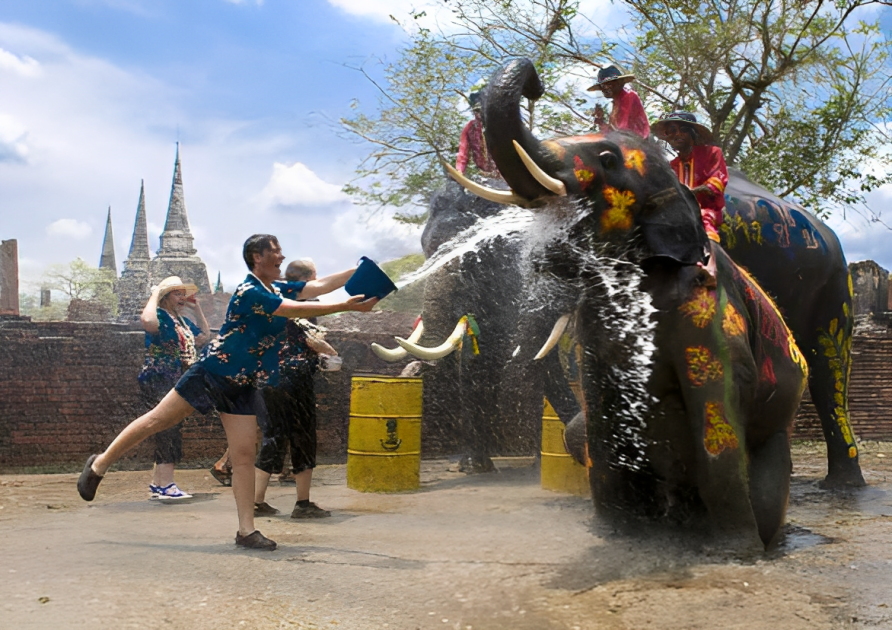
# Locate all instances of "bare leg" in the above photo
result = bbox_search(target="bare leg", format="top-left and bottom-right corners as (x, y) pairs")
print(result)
(254, 468), (272, 504)
(93, 390), (195, 476)
(220, 413), (259, 537)
(152, 463), (175, 487)
(295, 469), (312, 502)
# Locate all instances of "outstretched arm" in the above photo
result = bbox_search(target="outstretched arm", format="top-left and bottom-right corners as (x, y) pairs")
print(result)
(299, 268), (356, 299)
(272, 294), (377, 319)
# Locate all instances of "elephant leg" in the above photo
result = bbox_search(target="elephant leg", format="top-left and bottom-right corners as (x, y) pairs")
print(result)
(806, 283), (864, 488)
(748, 430), (792, 548)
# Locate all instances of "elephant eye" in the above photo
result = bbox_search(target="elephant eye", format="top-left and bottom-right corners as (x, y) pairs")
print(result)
(599, 151), (618, 170)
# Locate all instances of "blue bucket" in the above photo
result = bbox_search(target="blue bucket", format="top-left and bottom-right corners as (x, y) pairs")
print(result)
(344, 257), (398, 300)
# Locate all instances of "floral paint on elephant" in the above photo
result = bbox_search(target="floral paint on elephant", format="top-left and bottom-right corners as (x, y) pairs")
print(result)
(703, 401), (739, 456)
(817, 308), (857, 458)
(621, 148), (646, 176)
(678, 286), (717, 328)
(601, 186), (635, 232)
(686, 346), (724, 386)
(721, 194), (826, 254)
(722, 303), (746, 337)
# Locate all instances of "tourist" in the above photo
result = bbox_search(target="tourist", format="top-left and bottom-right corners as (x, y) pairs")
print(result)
(588, 64), (650, 139)
(253, 258), (338, 519)
(651, 110), (728, 282)
(78, 234), (378, 551)
(138, 276), (210, 500)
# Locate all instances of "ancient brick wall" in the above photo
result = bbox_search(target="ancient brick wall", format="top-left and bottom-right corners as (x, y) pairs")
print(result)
(2, 311), (890, 472)
(0, 312), (419, 472)
(794, 321), (892, 441)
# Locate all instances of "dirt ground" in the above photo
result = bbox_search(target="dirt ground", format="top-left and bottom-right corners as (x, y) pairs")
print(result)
(1, 442), (891, 630)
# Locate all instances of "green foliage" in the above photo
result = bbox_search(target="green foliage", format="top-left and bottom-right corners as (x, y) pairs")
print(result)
(341, 0), (609, 221)
(621, 0), (892, 218)
(41, 258), (119, 317)
(18, 292), (68, 322)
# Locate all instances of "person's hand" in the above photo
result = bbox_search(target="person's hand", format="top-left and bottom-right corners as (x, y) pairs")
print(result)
(691, 185), (714, 196)
(150, 285), (160, 295)
(345, 295), (379, 312)
(186, 295), (197, 304)
(593, 104), (606, 126)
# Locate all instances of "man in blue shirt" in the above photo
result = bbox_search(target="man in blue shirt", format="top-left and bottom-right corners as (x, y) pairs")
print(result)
(78, 234), (378, 551)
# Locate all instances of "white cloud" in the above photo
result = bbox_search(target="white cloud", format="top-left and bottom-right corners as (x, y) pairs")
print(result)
(259, 161), (347, 208)
(0, 112), (29, 162)
(0, 46), (40, 77)
(46, 219), (92, 240)
(326, 0), (441, 22)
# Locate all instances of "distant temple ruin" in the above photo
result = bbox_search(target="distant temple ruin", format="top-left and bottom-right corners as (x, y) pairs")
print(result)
(110, 144), (215, 323)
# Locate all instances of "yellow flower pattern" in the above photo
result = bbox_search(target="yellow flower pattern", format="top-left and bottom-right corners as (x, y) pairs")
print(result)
(722, 303), (746, 337)
(703, 402), (739, 456)
(601, 186), (635, 232)
(622, 148), (646, 176)
(817, 304), (857, 459)
(678, 286), (717, 328)
(685, 346), (724, 386)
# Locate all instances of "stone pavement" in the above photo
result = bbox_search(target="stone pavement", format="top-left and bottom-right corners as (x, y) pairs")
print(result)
(1, 450), (892, 629)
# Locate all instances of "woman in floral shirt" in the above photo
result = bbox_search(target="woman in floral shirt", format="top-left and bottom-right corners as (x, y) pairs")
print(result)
(138, 276), (210, 500)
(78, 234), (377, 551)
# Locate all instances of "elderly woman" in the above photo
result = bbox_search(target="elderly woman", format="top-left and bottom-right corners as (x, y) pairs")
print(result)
(138, 276), (210, 500)
(78, 234), (378, 551)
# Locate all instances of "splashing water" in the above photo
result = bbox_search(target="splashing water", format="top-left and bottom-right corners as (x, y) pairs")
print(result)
(395, 207), (537, 288)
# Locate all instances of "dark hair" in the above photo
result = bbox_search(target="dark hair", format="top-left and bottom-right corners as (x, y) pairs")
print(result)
(242, 234), (279, 271)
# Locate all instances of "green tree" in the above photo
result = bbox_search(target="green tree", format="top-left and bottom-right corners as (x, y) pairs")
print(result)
(341, 0), (609, 222)
(621, 0), (892, 219)
(42, 258), (118, 317)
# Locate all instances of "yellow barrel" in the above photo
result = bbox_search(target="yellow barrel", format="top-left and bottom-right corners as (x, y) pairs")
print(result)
(347, 375), (423, 492)
(540, 398), (590, 497)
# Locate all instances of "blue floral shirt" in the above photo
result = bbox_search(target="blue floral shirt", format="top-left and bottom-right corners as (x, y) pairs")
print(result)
(199, 274), (306, 387)
(139, 309), (202, 383)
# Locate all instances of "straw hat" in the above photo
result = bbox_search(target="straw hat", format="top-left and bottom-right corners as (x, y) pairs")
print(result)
(587, 64), (635, 92)
(651, 111), (717, 146)
(155, 276), (199, 300)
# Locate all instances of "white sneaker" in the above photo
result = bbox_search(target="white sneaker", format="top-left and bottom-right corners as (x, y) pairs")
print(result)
(153, 483), (192, 500)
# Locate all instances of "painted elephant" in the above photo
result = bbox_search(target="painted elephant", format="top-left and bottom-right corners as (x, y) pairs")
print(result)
(373, 180), (581, 471)
(720, 173), (862, 487)
(450, 58), (810, 546)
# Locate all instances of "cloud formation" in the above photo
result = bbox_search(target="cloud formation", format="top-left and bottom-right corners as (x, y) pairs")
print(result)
(259, 161), (347, 209)
(46, 218), (92, 239)
(0, 46), (40, 77)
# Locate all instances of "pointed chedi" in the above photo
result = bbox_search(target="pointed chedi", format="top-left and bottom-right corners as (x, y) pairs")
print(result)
(99, 206), (117, 274)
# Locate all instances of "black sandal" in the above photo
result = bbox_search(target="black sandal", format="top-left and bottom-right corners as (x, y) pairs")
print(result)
(235, 530), (277, 550)
(209, 466), (232, 487)
(77, 454), (103, 501)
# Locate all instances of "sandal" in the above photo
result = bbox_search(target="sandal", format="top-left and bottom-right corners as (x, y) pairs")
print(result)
(254, 501), (280, 516)
(235, 530), (277, 550)
(209, 466), (232, 487)
(77, 454), (103, 502)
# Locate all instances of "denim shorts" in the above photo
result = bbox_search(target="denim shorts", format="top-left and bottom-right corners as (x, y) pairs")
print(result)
(174, 364), (260, 416)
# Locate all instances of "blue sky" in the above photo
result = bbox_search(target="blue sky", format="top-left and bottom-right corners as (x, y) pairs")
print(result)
(1, 0), (890, 298)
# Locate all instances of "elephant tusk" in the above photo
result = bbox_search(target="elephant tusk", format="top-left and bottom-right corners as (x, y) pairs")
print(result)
(444, 163), (532, 207)
(371, 320), (425, 361)
(534, 314), (571, 360)
(513, 140), (567, 196)
(395, 319), (467, 360)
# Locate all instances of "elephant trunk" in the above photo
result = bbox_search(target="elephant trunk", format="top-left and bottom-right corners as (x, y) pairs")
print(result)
(483, 58), (566, 201)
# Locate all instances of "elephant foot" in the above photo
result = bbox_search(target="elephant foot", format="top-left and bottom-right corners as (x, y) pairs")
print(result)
(458, 454), (497, 474)
(819, 469), (866, 489)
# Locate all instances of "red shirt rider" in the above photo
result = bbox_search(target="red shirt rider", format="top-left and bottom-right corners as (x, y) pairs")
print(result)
(456, 91), (499, 176)
(652, 111), (727, 243)
(588, 65), (650, 140)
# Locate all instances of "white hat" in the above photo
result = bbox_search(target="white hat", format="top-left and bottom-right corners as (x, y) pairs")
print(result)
(156, 276), (199, 300)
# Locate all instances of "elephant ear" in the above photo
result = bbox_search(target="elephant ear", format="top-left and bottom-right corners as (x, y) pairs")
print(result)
(637, 184), (709, 265)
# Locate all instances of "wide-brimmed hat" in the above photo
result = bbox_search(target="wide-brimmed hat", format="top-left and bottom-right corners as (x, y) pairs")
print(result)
(587, 64), (635, 92)
(156, 276), (199, 300)
(651, 111), (716, 146)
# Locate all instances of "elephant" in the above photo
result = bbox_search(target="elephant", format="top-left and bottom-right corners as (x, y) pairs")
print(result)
(372, 180), (581, 471)
(720, 172), (862, 487)
(448, 57), (811, 546)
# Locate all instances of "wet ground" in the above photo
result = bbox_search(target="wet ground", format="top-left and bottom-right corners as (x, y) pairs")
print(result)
(1, 441), (891, 630)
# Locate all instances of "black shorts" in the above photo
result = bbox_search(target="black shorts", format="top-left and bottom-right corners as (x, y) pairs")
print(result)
(174, 364), (259, 416)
